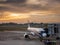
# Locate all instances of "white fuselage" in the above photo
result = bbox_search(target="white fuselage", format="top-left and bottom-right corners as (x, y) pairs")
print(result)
(27, 27), (47, 37)
(27, 27), (45, 33)
(24, 24), (47, 38)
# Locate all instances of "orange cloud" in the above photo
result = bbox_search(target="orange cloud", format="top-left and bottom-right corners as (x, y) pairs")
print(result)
(0, 12), (30, 21)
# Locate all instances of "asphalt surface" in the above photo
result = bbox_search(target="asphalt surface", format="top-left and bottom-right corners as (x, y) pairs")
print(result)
(0, 31), (44, 45)
(0, 40), (44, 45)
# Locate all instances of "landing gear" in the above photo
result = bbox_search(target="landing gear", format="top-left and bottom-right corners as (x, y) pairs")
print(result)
(39, 37), (43, 42)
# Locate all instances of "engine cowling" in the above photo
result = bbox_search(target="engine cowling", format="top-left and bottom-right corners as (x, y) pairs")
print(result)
(30, 32), (35, 36)
(24, 33), (29, 39)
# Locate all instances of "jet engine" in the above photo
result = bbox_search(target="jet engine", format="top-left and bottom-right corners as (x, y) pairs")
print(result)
(24, 33), (29, 39)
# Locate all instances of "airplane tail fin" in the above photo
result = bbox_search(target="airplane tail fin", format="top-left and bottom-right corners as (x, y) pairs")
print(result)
(28, 24), (30, 28)
(27, 20), (30, 28)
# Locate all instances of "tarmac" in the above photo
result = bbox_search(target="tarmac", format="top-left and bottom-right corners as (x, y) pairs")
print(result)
(0, 31), (44, 45)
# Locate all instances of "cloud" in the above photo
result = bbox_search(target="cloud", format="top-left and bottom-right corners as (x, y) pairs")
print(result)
(53, 0), (60, 2)
(0, 0), (27, 3)
(0, 0), (60, 14)
(29, 14), (60, 23)
(0, 0), (60, 23)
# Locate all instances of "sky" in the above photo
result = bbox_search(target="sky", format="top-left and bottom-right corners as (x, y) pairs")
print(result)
(0, 0), (60, 23)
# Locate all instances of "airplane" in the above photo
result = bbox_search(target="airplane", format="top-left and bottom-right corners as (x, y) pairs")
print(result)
(24, 23), (47, 40)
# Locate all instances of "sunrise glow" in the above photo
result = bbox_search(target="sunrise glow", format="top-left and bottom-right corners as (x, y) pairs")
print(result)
(10, 13), (20, 17)
(0, 0), (60, 23)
